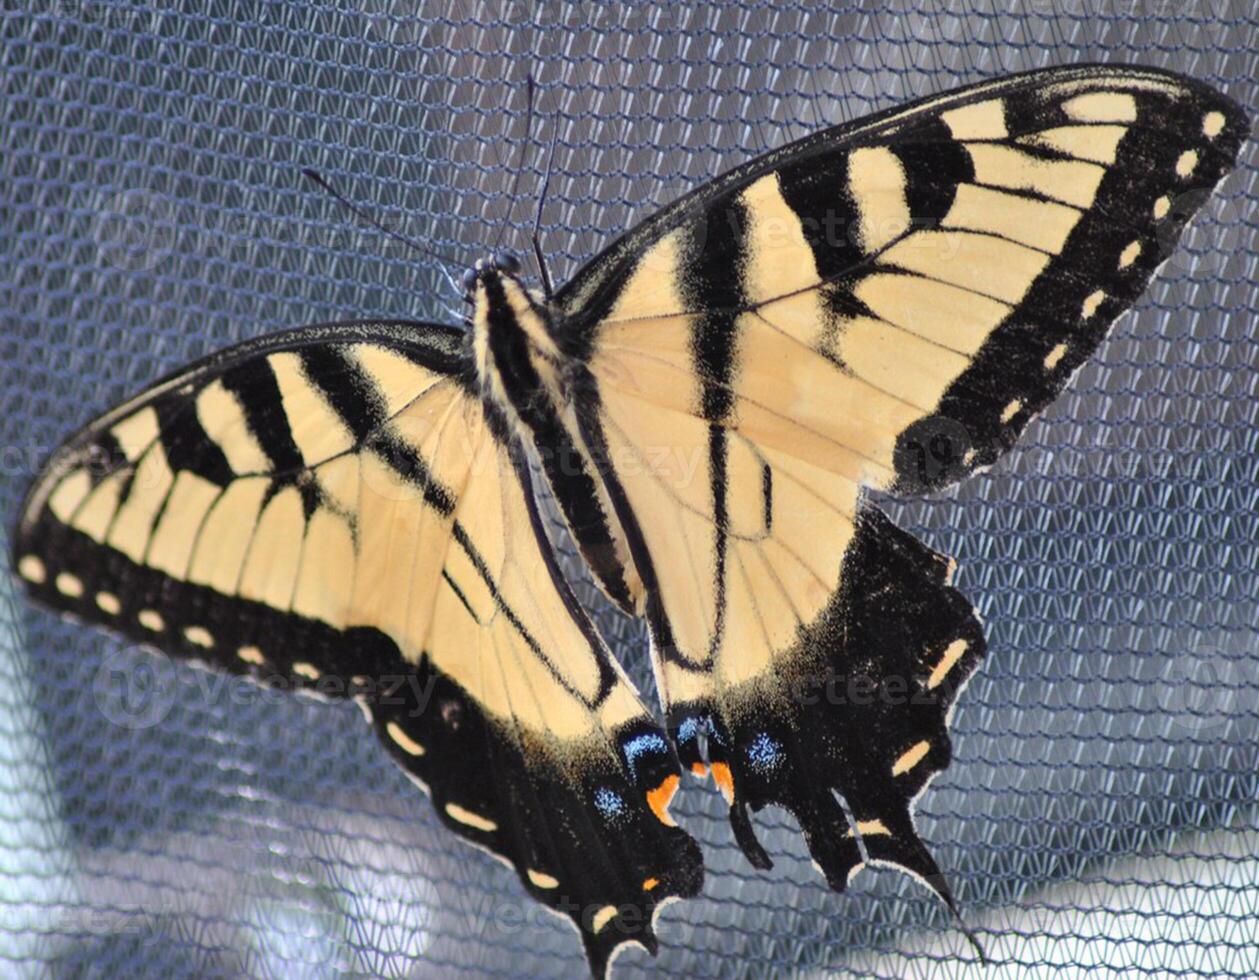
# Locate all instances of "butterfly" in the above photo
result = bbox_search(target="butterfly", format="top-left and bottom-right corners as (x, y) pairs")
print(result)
(12, 64), (1246, 976)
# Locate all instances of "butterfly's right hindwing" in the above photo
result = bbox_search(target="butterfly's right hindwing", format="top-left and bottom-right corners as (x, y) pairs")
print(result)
(13, 321), (701, 978)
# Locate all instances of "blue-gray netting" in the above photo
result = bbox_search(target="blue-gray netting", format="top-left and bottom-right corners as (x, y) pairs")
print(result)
(1, 2), (1256, 978)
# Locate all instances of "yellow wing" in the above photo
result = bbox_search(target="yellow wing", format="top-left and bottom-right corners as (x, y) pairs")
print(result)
(13, 321), (701, 977)
(553, 66), (1246, 898)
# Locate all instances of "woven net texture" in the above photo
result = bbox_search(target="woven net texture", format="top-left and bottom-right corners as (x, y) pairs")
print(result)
(1, 2), (1256, 978)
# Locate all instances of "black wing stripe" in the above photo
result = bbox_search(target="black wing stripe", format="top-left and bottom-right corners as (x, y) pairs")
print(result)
(888, 116), (974, 221)
(775, 153), (869, 285)
(152, 395), (234, 487)
(298, 345), (388, 442)
(365, 429), (458, 516)
(678, 194), (751, 666)
(220, 355), (307, 475)
(681, 196), (748, 424)
(704, 424), (729, 662)
(479, 278), (637, 614)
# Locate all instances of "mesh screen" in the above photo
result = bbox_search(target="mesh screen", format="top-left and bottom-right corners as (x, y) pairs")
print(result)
(2, 1), (1256, 977)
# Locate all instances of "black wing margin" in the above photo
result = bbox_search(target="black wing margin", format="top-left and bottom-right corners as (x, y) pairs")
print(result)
(706, 507), (985, 903)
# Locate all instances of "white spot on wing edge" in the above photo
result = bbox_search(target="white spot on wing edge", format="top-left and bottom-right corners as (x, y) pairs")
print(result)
(292, 661), (321, 681)
(138, 609), (165, 632)
(845, 818), (892, 838)
(96, 592), (121, 616)
(591, 904), (618, 934)
(1044, 343), (1068, 370)
(1153, 195), (1171, 220)
(607, 894), (684, 973)
(1175, 149), (1199, 178)
(891, 740), (932, 777)
(1118, 240), (1142, 269)
(527, 868), (559, 890)
(55, 573), (84, 599)
(184, 626), (214, 649)
(237, 645), (265, 666)
(927, 638), (969, 690)
(445, 802), (497, 832)
(17, 556), (46, 584)
(1203, 110), (1225, 139)
(1081, 289), (1106, 319)
(386, 720), (426, 757)
(1000, 400), (1022, 424)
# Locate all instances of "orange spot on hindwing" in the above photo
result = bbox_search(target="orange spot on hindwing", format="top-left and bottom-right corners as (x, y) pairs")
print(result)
(646, 774), (680, 826)
(710, 762), (735, 804)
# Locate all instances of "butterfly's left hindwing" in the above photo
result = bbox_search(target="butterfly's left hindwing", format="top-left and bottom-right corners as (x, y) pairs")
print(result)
(550, 65), (1247, 906)
(12, 321), (702, 977)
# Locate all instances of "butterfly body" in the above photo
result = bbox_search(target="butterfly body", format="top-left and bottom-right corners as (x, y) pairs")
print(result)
(471, 264), (647, 618)
(12, 65), (1247, 976)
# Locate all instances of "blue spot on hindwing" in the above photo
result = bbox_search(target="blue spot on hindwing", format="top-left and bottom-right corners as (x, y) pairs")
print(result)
(621, 732), (669, 782)
(746, 732), (784, 773)
(676, 716), (700, 744)
(594, 786), (627, 822)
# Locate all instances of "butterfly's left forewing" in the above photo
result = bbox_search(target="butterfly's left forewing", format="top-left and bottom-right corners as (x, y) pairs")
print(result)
(13, 321), (701, 977)
(553, 65), (1247, 901)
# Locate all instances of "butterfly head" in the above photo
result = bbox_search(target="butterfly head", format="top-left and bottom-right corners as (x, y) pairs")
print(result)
(467, 249), (564, 406)
(461, 250), (523, 300)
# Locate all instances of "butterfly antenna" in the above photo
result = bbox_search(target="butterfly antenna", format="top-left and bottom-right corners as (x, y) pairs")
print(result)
(492, 75), (540, 259)
(531, 78), (560, 300)
(301, 169), (463, 291)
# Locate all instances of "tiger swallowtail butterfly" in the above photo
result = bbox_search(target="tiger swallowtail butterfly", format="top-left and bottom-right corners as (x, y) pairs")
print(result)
(13, 64), (1246, 975)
